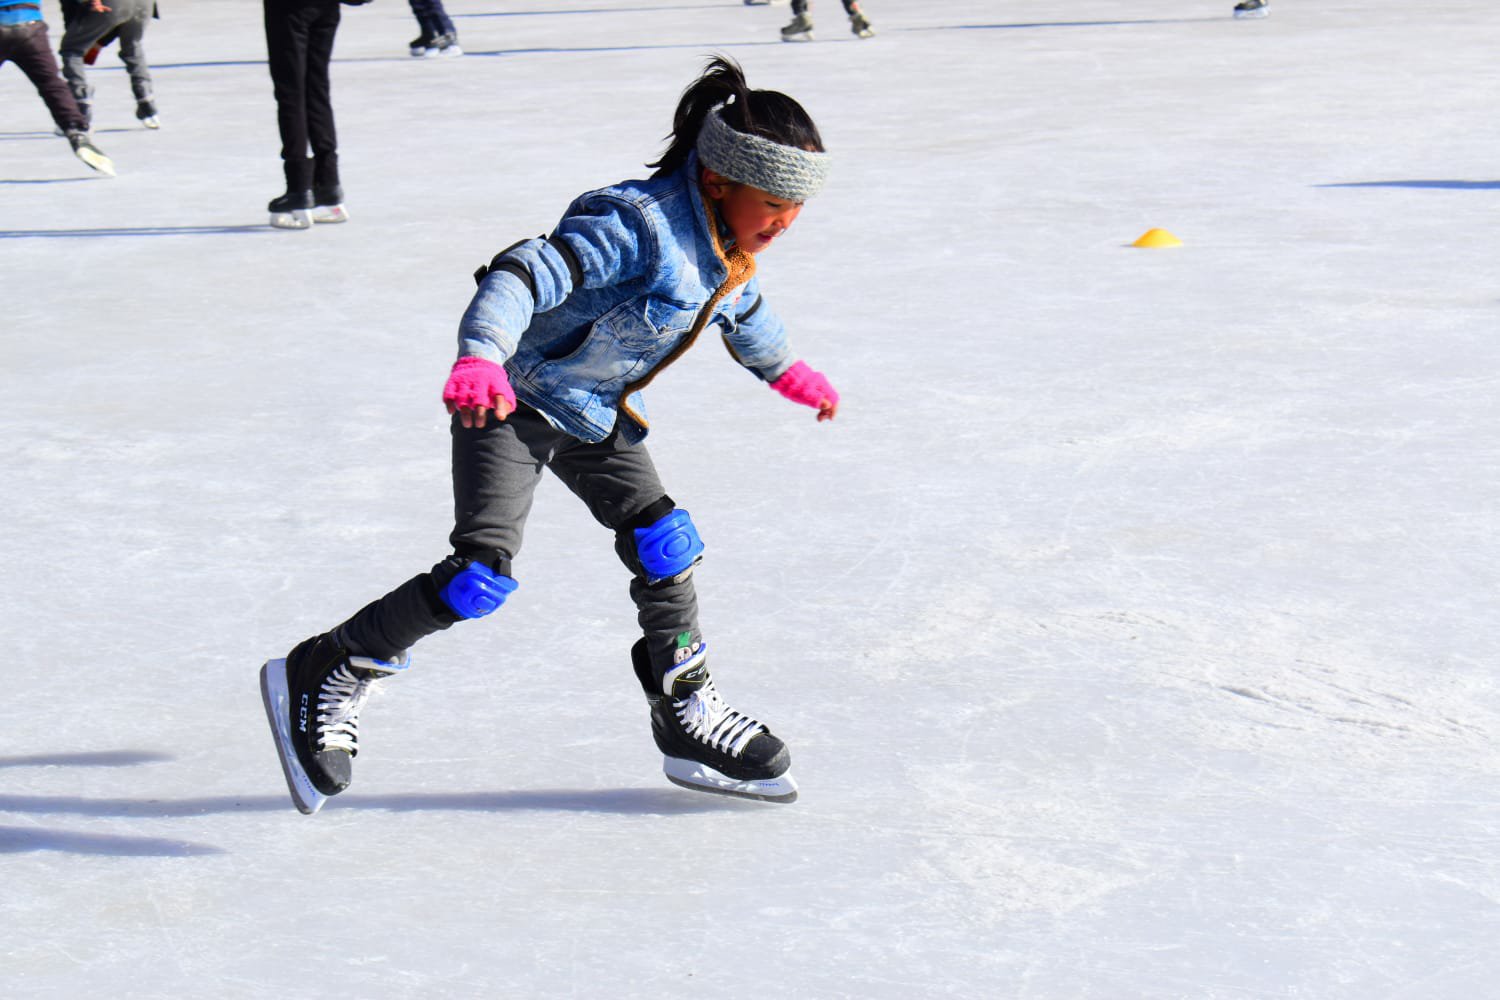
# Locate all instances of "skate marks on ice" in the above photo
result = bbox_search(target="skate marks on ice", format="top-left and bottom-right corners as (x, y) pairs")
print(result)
(1019, 604), (1498, 762)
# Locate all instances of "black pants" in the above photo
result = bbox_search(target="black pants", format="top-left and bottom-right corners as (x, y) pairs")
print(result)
(58, 0), (154, 114)
(263, 0), (341, 192)
(336, 406), (702, 674)
(791, 0), (862, 15)
(0, 20), (88, 132)
(407, 0), (454, 38)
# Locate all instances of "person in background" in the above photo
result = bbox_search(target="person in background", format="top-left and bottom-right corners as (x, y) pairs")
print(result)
(406, 0), (460, 57)
(57, 0), (160, 129)
(0, 0), (114, 173)
(263, 0), (367, 228)
(780, 0), (873, 40)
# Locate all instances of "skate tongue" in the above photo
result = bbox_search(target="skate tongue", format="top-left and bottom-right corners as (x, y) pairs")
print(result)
(349, 652), (410, 678)
(660, 645), (709, 697)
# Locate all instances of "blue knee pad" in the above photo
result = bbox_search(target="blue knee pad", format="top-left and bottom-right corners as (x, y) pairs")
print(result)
(633, 509), (704, 584)
(440, 561), (518, 619)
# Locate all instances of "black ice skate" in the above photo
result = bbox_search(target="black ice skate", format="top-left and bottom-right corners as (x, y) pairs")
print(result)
(136, 99), (160, 130)
(409, 32), (435, 57)
(260, 633), (407, 814)
(850, 11), (874, 38)
(1233, 0), (1269, 18)
(631, 639), (796, 803)
(268, 189), (314, 230)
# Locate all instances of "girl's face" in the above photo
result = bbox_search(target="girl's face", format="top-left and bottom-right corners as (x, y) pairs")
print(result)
(702, 171), (804, 255)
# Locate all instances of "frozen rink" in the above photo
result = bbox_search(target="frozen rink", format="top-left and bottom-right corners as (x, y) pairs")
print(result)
(3, 0), (1497, 996)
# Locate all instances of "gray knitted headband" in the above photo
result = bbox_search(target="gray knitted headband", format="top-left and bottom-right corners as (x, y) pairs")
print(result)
(695, 106), (830, 203)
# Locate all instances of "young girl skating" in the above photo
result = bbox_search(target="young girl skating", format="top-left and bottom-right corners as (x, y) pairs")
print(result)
(262, 56), (840, 813)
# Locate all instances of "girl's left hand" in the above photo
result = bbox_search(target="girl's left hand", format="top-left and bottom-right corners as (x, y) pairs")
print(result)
(769, 360), (839, 422)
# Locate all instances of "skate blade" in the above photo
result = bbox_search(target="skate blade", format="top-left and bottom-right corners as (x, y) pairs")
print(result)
(662, 756), (798, 803)
(1233, 9), (1269, 17)
(140, 116), (161, 129)
(259, 659), (328, 815)
(781, 33), (814, 42)
(311, 204), (349, 224)
(269, 209), (312, 230)
(74, 147), (115, 177)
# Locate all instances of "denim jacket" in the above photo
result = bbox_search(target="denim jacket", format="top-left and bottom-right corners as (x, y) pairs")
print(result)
(457, 153), (794, 444)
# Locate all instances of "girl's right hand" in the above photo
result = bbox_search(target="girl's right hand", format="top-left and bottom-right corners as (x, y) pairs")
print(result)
(443, 357), (517, 429)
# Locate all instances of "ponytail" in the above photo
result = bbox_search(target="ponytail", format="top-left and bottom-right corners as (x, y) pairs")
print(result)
(648, 55), (824, 179)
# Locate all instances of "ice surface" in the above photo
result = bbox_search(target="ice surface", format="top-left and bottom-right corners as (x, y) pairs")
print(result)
(3, 1), (1497, 997)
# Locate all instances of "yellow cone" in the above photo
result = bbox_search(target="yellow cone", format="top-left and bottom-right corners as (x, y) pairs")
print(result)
(1132, 228), (1183, 248)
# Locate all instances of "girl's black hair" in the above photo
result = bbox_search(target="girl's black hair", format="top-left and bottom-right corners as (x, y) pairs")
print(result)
(648, 55), (824, 179)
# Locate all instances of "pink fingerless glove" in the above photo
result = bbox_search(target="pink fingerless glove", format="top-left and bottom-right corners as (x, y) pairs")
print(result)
(442, 356), (516, 412)
(769, 360), (839, 411)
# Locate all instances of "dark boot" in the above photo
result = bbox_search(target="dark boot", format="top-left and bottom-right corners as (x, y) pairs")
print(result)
(260, 633), (408, 813)
(631, 638), (796, 801)
(269, 157), (314, 229)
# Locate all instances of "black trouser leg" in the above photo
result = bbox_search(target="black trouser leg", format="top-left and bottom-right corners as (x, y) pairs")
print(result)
(1, 22), (88, 132)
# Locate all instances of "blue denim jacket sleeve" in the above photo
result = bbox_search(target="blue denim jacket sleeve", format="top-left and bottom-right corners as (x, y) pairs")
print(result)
(456, 193), (653, 364)
(721, 276), (794, 382)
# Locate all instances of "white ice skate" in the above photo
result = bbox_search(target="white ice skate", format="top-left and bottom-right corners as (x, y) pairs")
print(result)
(780, 13), (814, 41)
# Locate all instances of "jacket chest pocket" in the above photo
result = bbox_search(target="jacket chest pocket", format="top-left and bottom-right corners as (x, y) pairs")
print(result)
(598, 296), (701, 350)
(528, 295), (703, 396)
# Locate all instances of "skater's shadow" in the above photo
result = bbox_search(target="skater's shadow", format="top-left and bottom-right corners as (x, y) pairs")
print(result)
(1, 746), (756, 857)
(0, 127), (131, 139)
(1318, 179), (1500, 190)
(0, 824), (225, 857)
(0, 787), (757, 820)
(0, 224), (275, 238)
(459, 3), (730, 16)
(0, 750), (174, 768)
(0, 177), (96, 186)
(462, 40), (779, 57)
(913, 17), (1220, 31)
(0, 750), (218, 856)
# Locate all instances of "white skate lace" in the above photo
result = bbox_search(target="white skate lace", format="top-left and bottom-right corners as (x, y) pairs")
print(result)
(316, 663), (382, 754)
(674, 680), (766, 758)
